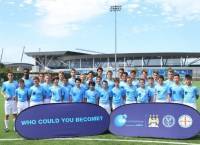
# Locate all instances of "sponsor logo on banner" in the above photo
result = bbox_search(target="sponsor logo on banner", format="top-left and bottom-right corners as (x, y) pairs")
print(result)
(148, 114), (159, 128)
(178, 115), (193, 128)
(162, 115), (175, 128)
(15, 103), (110, 139)
(109, 103), (200, 139)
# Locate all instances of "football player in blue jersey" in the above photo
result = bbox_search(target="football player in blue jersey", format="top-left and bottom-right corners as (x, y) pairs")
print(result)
(1, 71), (18, 132)
(111, 78), (125, 109)
(119, 72), (128, 89)
(147, 77), (155, 102)
(70, 78), (85, 102)
(152, 70), (159, 85)
(42, 74), (52, 104)
(93, 67), (105, 82)
(95, 76), (102, 93)
(22, 68), (33, 89)
(16, 79), (29, 113)
(38, 73), (45, 84)
(68, 68), (76, 87)
(130, 69), (139, 88)
(118, 68), (124, 81)
(168, 74), (184, 104)
(99, 80), (112, 114)
(136, 78), (152, 103)
(154, 75), (170, 102)
(50, 76), (63, 103)
(85, 81), (99, 104)
(183, 75), (199, 109)
(125, 77), (137, 104)
(58, 71), (65, 86)
(164, 68), (174, 87)
(29, 76), (45, 106)
(62, 77), (72, 103)
(106, 70), (115, 92)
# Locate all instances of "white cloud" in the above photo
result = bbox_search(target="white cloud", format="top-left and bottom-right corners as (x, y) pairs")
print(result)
(131, 25), (156, 33)
(127, 3), (140, 13)
(34, 0), (128, 37)
(7, 1), (15, 5)
(24, 0), (32, 5)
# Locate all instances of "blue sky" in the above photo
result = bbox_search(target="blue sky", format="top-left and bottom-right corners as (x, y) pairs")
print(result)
(0, 0), (200, 64)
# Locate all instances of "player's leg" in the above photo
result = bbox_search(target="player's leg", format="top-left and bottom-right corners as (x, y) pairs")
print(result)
(4, 100), (11, 132)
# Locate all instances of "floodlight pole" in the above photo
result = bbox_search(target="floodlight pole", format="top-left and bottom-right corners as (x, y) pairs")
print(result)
(110, 5), (121, 77)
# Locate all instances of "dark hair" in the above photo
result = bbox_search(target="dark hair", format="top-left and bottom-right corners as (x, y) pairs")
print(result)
(71, 68), (76, 72)
(168, 68), (174, 73)
(96, 76), (102, 80)
(88, 81), (95, 86)
(75, 78), (81, 82)
(148, 77), (154, 80)
(153, 70), (159, 75)
(114, 78), (120, 83)
(102, 80), (108, 84)
(185, 74), (192, 80)
(97, 67), (103, 72)
(118, 68), (124, 72)
(174, 73), (180, 77)
(130, 68), (137, 74)
(159, 75), (164, 80)
(107, 70), (113, 74)
(123, 72), (128, 76)
(59, 71), (64, 75)
(33, 76), (39, 81)
(88, 71), (94, 75)
(52, 76), (59, 81)
(141, 69), (147, 74)
(139, 78), (145, 82)
(23, 68), (30, 72)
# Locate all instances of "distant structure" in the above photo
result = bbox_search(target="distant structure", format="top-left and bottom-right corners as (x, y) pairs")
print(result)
(26, 51), (200, 78)
(4, 63), (33, 72)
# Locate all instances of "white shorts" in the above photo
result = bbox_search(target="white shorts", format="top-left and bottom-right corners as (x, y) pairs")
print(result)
(183, 103), (197, 110)
(5, 100), (17, 115)
(99, 103), (111, 114)
(44, 98), (51, 104)
(126, 100), (136, 104)
(171, 100), (183, 104)
(50, 100), (62, 103)
(30, 101), (43, 107)
(156, 100), (167, 103)
(17, 101), (28, 113)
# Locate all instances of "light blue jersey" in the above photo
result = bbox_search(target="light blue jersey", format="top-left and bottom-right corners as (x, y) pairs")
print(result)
(99, 89), (112, 104)
(168, 83), (184, 102)
(62, 84), (72, 102)
(50, 85), (63, 102)
(2, 81), (18, 100)
(136, 87), (152, 103)
(29, 85), (45, 102)
(106, 79), (114, 91)
(147, 85), (155, 102)
(119, 81), (127, 89)
(93, 75), (106, 82)
(80, 83), (88, 92)
(132, 79), (139, 88)
(42, 83), (52, 99)
(164, 79), (174, 87)
(58, 80), (64, 86)
(183, 85), (199, 103)
(154, 83), (169, 101)
(111, 87), (125, 105)
(22, 78), (33, 89)
(68, 77), (75, 87)
(70, 86), (85, 102)
(125, 84), (137, 102)
(95, 84), (102, 93)
(85, 89), (99, 104)
(16, 87), (29, 102)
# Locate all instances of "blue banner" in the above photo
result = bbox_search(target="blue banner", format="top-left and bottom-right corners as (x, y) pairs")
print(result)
(109, 103), (200, 139)
(15, 103), (110, 139)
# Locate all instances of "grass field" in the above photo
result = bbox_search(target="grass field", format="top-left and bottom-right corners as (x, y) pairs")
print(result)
(0, 82), (200, 145)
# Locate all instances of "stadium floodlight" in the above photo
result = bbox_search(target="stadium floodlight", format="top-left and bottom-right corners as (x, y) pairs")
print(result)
(110, 5), (122, 77)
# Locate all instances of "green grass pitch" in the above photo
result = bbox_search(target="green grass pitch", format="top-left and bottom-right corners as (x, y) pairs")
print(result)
(0, 82), (200, 145)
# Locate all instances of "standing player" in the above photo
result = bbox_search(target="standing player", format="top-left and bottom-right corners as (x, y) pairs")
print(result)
(124, 77), (137, 104)
(68, 68), (76, 87)
(136, 79), (152, 103)
(106, 70), (114, 92)
(95, 76), (102, 93)
(70, 78), (85, 102)
(42, 74), (52, 103)
(58, 71), (65, 86)
(182, 75), (199, 109)
(118, 68), (124, 81)
(141, 69), (148, 84)
(130, 69), (139, 88)
(147, 77), (155, 103)
(154, 75), (170, 102)
(62, 77), (72, 103)
(164, 68), (174, 87)
(99, 80), (112, 114)
(168, 74), (184, 103)
(29, 76), (45, 106)
(111, 78), (125, 109)
(119, 72), (128, 89)
(93, 67), (105, 82)
(152, 70), (159, 85)
(85, 81), (99, 104)
(22, 68), (33, 89)
(15, 79), (29, 113)
(38, 73), (45, 84)
(50, 76), (63, 103)
(1, 71), (18, 132)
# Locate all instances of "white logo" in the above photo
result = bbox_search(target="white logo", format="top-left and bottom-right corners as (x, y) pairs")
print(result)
(162, 115), (175, 128)
(148, 114), (159, 128)
(178, 115), (193, 128)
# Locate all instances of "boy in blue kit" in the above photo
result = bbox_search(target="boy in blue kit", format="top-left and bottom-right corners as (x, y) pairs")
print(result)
(106, 70), (114, 92)
(1, 71), (18, 132)
(95, 76), (102, 93)
(111, 78), (125, 110)
(168, 74), (184, 104)
(130, 69), (139, 88)
(50, 76), (63, 103)
(22, 68), (33, 89)
(136, 78), (152, 103)
(93, 67), (106, 82)
(124, 77), (137, 104)
(147, 77), (155, 102)
(164, 68), (174, 87)
(29, 76), (45, 107)
(155, 75), (170, 102)
(16, 79), (29, 113)
(119, 72), (128, 89)
(85, 81), (99, 104)
(183, 75), (199, 109)
(58, 71), (65, 86)
(42, 74), (52, 104)
(62, 77), (72, 103)
(68, 68), (76, 87)
(70, 78), (85, 102)
(99, 80), (112, 114)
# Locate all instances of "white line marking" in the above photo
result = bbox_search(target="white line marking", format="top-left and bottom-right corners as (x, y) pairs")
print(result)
(0, 137), (199, 145)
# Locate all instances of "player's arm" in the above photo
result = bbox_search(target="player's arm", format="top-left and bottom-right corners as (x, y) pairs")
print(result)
(1, 83), (9, 100)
